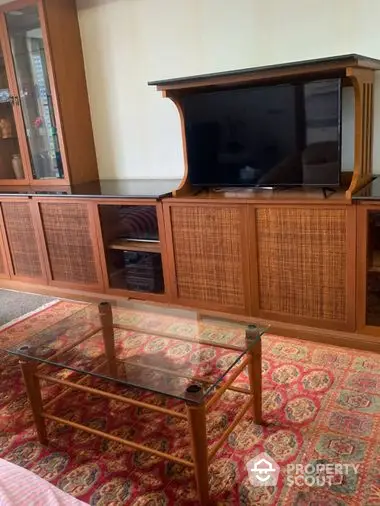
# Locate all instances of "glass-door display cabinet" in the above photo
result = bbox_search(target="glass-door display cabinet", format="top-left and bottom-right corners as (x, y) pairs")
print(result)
(99, 204), (166, 296)
(0, 0), (98, 185)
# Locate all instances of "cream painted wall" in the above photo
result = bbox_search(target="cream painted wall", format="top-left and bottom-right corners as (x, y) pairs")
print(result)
(74, 1), (380, 178)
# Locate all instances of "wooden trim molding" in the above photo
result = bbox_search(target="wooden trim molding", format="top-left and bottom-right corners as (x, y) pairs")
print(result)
(345, 67), (375, 198)
(0, 203), (10, 278)
(164, 96), (190, 197)
(356, 204), (368, 332)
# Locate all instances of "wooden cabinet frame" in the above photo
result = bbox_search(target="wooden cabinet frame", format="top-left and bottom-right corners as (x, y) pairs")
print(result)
(0, 203), (10, 278)
(0, 194), (366, 346)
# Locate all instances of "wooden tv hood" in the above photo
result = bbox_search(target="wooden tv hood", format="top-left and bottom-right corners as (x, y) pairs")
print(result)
(149, 54), (380, 199)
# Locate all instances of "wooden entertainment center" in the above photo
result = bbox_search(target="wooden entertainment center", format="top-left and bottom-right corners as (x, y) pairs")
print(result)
(0, 53), (380, 352)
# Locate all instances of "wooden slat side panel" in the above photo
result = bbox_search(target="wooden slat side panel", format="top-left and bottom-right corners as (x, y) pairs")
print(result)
(256, 208), (347, 321)
(2, 201), (43, 278)
(170, 206), (245, 308)
(39, 202), (98, 285)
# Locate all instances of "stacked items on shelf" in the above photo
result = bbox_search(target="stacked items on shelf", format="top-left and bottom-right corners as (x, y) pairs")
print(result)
(119, 207), (163, 293)
(123, 251), (164, 293)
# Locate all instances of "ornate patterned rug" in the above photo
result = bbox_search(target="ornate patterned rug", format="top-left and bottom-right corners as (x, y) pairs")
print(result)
(0, 300), (379, 505)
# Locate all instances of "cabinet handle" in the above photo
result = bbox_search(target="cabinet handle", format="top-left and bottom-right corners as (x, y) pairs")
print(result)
(7, 96), (20, 105)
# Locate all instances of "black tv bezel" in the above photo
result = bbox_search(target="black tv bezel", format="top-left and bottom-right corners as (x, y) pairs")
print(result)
(186, 77), (343, 189)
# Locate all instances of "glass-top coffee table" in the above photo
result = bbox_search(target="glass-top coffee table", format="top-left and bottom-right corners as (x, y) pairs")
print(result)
(5, 301), (266, 506)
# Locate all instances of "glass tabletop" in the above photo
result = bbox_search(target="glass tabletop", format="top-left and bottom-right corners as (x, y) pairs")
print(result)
(4, 300), (266, 404)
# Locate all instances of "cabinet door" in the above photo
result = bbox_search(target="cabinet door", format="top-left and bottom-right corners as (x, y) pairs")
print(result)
(4, 3), (64, 181)
(356, 205), (380, 331)
(253, 205), (356, 331)
(165, 204), (250, 314)
(98, 203), (166, 298)
(0, 19), (30, 183)
(37, 200), (103, 290)
(1, 199), (46, 282)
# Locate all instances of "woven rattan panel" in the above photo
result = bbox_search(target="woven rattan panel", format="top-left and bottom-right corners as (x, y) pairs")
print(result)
(256, 208), (347, 321)
(170, 206), (245, 308)
(40, 203), (98, 285)
(1, 202), (43, 278)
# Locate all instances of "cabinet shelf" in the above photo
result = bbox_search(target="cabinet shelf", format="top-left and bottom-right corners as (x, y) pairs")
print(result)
(108, 239), (161, 254)
(99, 204), (164, 294)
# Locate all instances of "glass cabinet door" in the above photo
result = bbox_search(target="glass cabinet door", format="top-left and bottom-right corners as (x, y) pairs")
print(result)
(0, 39), (24, 180)
(99, 205), (165, 294)
(5, 5), (64, 180)
(366, 212), (380, 326)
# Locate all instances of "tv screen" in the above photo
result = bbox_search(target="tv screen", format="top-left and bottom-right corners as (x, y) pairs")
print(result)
(182, 78), (342, 187)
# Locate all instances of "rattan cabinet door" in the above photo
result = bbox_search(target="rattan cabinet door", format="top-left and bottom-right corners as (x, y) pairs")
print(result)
(38, 201), (103, 290)
(167, 204), (250, 314)
(254, 206), (355, 331)
(1, 200), (45, 281)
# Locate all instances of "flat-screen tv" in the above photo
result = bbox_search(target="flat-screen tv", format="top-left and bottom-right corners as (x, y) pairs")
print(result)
(182, 78), (342, 187)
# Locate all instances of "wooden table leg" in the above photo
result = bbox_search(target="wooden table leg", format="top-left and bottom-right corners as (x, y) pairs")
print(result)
(246, 325), (262, 424)
(20, 360), (47, 445)
(99, 302), (117, 377)
(186, 390), (209, 506)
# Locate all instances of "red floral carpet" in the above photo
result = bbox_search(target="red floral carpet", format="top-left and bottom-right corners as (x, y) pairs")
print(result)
(0, 300), (380, 505)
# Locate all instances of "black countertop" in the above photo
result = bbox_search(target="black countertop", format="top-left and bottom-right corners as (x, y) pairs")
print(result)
(352, 178), (380, 200)
(149, 54), (380, 88)
(0, 179), (181, 199)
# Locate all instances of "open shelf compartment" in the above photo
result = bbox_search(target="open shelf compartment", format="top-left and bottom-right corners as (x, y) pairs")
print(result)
(366, 212), (380, 326)
(98, 204), (165, 294)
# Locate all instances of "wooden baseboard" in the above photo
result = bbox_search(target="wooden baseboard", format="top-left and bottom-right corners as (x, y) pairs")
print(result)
(195, 308), (380, 353)
(0, 279), (379, 353)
